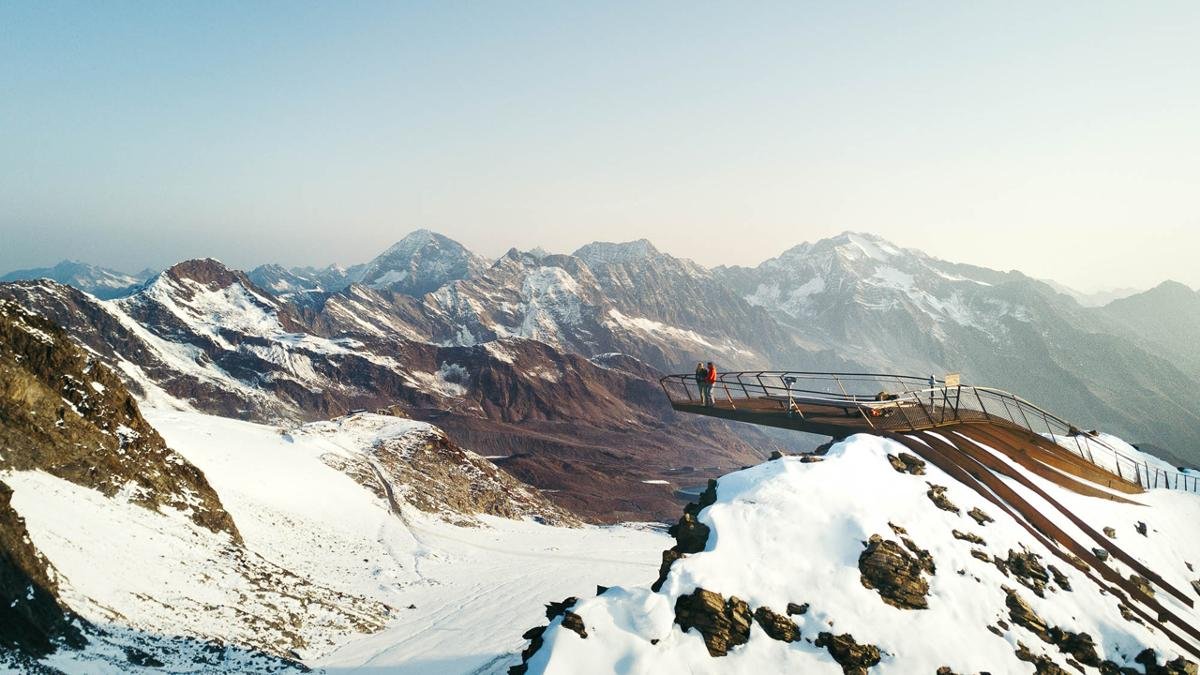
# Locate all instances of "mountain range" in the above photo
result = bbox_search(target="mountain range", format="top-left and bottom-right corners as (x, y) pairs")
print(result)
(3, 229), (1198, 476)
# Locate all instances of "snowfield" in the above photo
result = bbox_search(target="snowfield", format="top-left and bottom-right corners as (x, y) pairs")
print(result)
(4, 409), (668, 674)
(525, 434), (1200, 674)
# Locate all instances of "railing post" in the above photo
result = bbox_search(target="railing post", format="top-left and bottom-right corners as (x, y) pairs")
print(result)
(974, 388), (989, 421)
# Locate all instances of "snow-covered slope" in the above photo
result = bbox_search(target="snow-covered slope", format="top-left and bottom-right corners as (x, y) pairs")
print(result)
(518, 433), (1200, 674)
(4, 407), (668, 672)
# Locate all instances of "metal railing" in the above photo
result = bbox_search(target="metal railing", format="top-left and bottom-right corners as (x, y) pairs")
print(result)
(661, 371), (1198, 493)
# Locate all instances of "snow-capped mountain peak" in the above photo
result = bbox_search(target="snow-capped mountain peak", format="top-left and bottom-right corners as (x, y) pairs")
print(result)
(359, 229), (489, 296)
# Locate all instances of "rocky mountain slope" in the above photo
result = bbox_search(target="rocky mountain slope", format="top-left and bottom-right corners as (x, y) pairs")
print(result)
(0, 296), (641, 670)
(0, 264), (777, 523)
(515, 433), (1200, 674)
(247, 230), (1200, 465)
(714, 232), (1200, 463)
(0, 260), (151, 300)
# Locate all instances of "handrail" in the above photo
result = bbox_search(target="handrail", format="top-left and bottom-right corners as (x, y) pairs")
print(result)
(660, 371), (1198, 494)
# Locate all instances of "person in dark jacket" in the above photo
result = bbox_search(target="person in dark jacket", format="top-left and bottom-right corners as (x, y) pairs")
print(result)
(694, 362), (707, 404)
(704, 361), (718, 406)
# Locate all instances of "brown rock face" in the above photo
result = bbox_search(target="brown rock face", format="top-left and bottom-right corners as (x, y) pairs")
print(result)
(1004, 586), (1051, 641)
(674, 588), (752, 657)
(858, 534), (932, 610)
(926, 484), (961, 514)
(752, 606), (800, 642)
(1004, 549), (1052, 597)
(814, 632), (881, 675)
(652, 479), (718, 591)
(0, 300), (238, 540)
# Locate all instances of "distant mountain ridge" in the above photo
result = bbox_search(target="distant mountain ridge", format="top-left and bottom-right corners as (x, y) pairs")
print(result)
(5, 229), (1199, 471)
(0, 260), (153, 299)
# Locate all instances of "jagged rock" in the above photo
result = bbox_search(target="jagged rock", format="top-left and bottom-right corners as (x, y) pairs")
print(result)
(545, 597), (578, 620)
(669, 513), (711, 554)
(752, 606), (800, 642)
(561, 611), (588, 639)
(900, 537), (936, 574)
(937, 668), (963, 675)
(1128, 574), (1155, 599)
(1191, 580), (1200, 599)
(1136, 521), (1148, 537)
(1004, 586), (1050, 641)
(1015, 643), (1069, 675)
(653, 480), (719, 591)
(1006, 549), (1051, 597)
(1047, 565), (1072, 592)
(1135, 649), (1199, 675)
(509, 625), (548, 675)
(799, 454), (824, 463)
(858, 534), (931, 609)
(926, 484), (961, 515)
(1118, 604), (1144, 625)
(887, 452), (926, 475)
(786, 602), (809, 616)
(970, 549), (992, 563)
(815, 632), (881, 675)
(1092, 548), (1110, 562)
(952, 530), (986, 545)
(769, 450), (785, 460)
(1048, 628), (1101, 667)
(674, 588), (751, 657)
(888, 522), (908, 535)
(652, 549), (685, 592)
(968, 507), (994, 526)
(1103, 527), (1117, 539)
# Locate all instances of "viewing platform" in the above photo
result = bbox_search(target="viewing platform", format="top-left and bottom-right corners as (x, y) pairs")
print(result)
(662, 371), (1198, 496)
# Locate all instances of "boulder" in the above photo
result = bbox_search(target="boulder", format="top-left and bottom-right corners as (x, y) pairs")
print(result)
(968, 507), (994, 526)
(926, 484), (961, 515)
(952, 530), (985, 545)
(815, 632), (881, 675)
(752, 606), (800, 642)
(887, 452), (926, 475)
(858, 534), (931, 609)
(674, 588), (752, 657)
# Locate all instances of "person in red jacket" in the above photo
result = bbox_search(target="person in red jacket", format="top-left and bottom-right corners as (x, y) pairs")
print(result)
(704, 361), (718, 406)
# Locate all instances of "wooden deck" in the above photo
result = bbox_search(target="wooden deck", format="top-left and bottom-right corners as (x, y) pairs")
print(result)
(669, 395), (1145, 495)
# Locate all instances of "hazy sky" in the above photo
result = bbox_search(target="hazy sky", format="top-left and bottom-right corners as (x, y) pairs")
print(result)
(2, 2), (1197, 292)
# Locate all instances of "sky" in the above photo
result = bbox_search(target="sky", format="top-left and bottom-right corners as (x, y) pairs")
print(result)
(1, 2), (1197, 292)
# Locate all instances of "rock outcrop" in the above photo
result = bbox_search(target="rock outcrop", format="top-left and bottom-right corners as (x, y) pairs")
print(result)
(814, 632), (881, 675)
(673, 588), (752, 657)
(858, 534), (933, 610)
(0, 300), (238, 539)
(751, 606), (800, 643)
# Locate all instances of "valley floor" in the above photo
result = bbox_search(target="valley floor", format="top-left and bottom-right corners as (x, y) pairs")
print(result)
(5, 407), (668, 674)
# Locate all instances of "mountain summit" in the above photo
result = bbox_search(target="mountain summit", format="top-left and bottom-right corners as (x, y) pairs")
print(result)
(359, 229), (489, 296)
